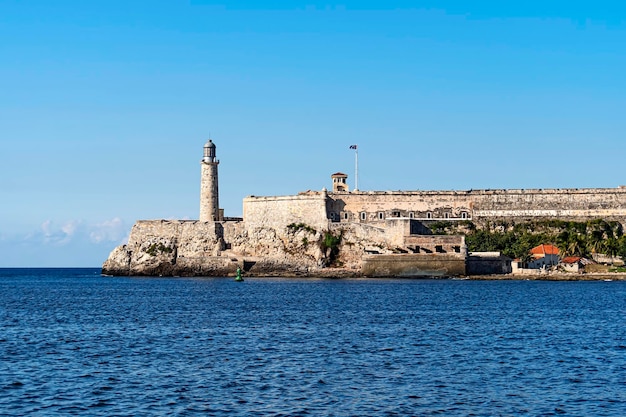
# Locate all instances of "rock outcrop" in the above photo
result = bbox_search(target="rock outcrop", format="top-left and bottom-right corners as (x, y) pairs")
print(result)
(101, 218), (468, 277)
(102, 219), (358, 277)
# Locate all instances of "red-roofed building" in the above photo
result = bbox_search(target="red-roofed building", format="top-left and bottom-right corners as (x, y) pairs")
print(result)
(528, 244), (561, 269)
(560, 256), (594, 273)
(561, 256), (581, 264)
(530, 244), (560, 258)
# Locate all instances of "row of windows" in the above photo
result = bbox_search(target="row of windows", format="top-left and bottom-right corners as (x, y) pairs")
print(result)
(331, 212), (470, 221)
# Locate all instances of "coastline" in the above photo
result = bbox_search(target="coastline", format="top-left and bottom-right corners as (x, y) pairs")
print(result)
(466, 272), (626, 281)
(227, 268), (626, 281)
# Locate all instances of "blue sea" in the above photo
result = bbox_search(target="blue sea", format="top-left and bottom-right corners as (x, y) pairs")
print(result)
(1, 268), (625, 416)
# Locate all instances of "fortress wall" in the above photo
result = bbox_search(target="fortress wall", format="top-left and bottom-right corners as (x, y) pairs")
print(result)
(127, 220), (224, 261)
(329, 191), (473, 219)
(403, 235), (465, 252)
(384, 218), (412, 246)
(361, 253), (466, 277)
(128, 220), (186, 246)
(470, 188), (626, 222)
(129, 220), (220, 245)
(329, 187), (626, 223)
(470, 188), (626, 211)
(243, 194), (329, 231)
(177, 221), (225, 258)
(222, 220), (246, 243)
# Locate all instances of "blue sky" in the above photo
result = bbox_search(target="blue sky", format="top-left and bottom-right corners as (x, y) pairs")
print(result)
(1, 1), (625, 266)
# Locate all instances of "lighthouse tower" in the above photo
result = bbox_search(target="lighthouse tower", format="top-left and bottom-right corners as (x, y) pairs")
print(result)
(200, 139), (220, 222)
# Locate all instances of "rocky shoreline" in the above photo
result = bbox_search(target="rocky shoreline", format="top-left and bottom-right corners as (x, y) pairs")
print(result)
(102, 268), (626, 281)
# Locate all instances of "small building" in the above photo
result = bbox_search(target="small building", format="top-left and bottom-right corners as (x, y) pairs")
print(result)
(591, 253), (625, 266)
(331, 172), (349, 192)
(467, 252), (512, 275)
(528, 244), (560, 269)
(560, 256), (595, 273)
(560, 256), (583, 273)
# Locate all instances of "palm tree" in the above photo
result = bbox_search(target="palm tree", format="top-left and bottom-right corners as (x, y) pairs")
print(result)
(556, 230), (572, 256)
(602, 238), (620, 265)
(566, 235), (586, 257)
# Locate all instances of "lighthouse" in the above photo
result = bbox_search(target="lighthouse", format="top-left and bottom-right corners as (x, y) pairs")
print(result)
(200, 139), (220, 222)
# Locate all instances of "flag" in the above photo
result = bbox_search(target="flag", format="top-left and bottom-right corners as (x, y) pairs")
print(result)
(349, 145), (357, 149)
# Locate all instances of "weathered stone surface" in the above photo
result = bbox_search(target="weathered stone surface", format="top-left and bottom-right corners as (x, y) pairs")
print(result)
(103, 186), (626, 278)
(326, 187), (626, 224)
(102, 245), (131, 276)
(102, 219), (336, 277)
(361, 253), (466, 277)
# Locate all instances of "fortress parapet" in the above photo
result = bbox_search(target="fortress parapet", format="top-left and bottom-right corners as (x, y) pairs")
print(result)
(103, 140), (626, 278)
(325, 186), (626, 226)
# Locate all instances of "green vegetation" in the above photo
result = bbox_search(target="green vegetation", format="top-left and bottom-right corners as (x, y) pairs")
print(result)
(435, 219), (626, 260)
(321, 231), (342, 266)
(287, 223), (317, 234)
(428, 221), (453, 235)
(145, 243), (174, 256)
(429, 220), (475, 235)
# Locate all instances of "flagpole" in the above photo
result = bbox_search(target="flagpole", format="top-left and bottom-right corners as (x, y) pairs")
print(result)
(354, 146), (359, 191)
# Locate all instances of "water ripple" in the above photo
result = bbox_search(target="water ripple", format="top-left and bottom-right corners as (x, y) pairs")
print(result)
(1, 269), (625, 416)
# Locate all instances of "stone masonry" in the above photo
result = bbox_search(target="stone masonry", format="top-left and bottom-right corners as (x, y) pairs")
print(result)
(102, 139), (626, 277)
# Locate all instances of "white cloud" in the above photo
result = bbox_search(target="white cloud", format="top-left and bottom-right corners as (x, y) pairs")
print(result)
(61, 220), (80, 237)
(37, 219), (82, 246)
(0, 217), (132, 267)
(89, 217), (128, 244)
(19, 217), (128, 247)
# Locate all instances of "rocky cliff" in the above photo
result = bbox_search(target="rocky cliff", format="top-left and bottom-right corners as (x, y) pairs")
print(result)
(102, 219), (386, 277)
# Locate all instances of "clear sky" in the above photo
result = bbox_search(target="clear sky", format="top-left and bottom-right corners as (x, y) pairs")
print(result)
(1, 1), (625, 267)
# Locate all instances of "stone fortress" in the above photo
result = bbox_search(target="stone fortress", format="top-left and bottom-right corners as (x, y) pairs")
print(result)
(102, 139), (626, 277)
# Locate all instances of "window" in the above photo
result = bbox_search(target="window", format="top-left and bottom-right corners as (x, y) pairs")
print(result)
(360, 212), (367, 221)
(378, 212), (385, 220)
(444, 213), (449, 219)
(427, 212), (432, 219)
(330, 212), (336, 220)
(343, 212), (349, 220)
(461, 212), (467, 219)
(409, 212), (414, 218)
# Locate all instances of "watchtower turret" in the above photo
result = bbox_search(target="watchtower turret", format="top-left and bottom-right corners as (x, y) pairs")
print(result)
(331, 172), (349, 192)
(200, 139), (220, 222)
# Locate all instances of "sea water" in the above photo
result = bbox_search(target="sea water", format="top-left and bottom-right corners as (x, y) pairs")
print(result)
(1, 268), (625, 416)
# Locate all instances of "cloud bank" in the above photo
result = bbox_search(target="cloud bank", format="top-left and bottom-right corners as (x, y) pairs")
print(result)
(1, 217), (130, 267)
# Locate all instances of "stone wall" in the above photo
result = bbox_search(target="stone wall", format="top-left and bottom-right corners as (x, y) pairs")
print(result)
(403, 235), (466, 254)
(103, 216), (467, 277)
(243, 192), (329, 232)
(328, 187), (626, 224)
(361, 253), (466, 277)
(104, 186), (626, 277)
(103, 218), (330, 277)
(328, 190), (473, 221)
(102, 220), (230, 276)
(467, 253), (512, 275)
